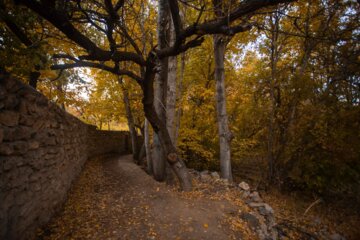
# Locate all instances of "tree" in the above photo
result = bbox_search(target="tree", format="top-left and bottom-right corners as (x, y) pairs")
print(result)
(119, 77), (141, 161)
(11, 0), (296, 191)
(0, 1), (43, 88)
(212, 0), (242, 182)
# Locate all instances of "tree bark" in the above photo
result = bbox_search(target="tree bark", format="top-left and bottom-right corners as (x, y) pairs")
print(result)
(167, 16), (177, 143)
(152, 0), (170, 181)
(138, 142), (146, 165)
(144, 118), (153, 174)
(142, 53), (192, 191)
(267, 12), (280, 182)
(213, 34), (233, 182)
(174, 52), (185, 146)
(119, 80), (140, 162)
(174, 6), (187, 146)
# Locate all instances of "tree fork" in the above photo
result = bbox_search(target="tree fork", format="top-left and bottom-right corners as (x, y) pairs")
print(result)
(141, 54), (192, 191)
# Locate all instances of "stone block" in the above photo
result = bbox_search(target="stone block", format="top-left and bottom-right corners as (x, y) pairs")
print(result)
(0, 143), (14, 155)
(16, 191), (30, 205)
(10, 167), (31, 188)
(239, 181), (250, 191)
(33, 183), (41, 192)
(0, 192), (15, 212)
(3, 94), (20, 109)
(2, 156), (23, 171)
(17, 126), (35, 140)
(18, 88), (37, 102)
(3, 78), (22, 92)
(29, 171), (41, 182)
(19, 114), (35, 126)
(46, 137), (57, 146)
(0, 128), (3, 143)
(19, 201), (36, 217)
(28, 141), (40, 150)
(4, 126), (33, 141)
(36, 97), (49, 107)
(0, 85), (6, 100)
(47, 147), (59, 155)
(0, 111), (19, 127)
(11, 141), (29, 155)
(3, 127), (15, 141)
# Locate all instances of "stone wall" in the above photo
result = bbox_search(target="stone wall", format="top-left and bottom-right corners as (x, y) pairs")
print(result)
(88, 125), (130, 156)
(0, 75), (130, 240)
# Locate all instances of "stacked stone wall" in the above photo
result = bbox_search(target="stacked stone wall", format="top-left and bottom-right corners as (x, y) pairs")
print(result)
(0, 76), (130, 239)
(88, 126), (129, 156)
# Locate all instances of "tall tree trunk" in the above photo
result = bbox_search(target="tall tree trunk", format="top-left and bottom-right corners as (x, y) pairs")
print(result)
(164, 14), (178, 185)
(174, 52), (185, 146)
(174, 5), (187, 146)
(166, 25), (177, 142)
(138, 142), (146, 165)
(152, 0), (169, 181)
(119, 80), (139, 162)
(267, 12), (280, 182)
(213, 35), (233, 182)
(142, 53), (192, 191)
(144, 118), (153, 174)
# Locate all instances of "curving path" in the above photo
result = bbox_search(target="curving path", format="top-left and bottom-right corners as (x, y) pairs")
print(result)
(38, 154), (247, 240)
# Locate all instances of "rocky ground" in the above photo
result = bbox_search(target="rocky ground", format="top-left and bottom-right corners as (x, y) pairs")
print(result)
(36, 154), (354, 240)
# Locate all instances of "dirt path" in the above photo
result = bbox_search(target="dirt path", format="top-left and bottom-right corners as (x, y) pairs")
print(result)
(37, 154), (251, 240)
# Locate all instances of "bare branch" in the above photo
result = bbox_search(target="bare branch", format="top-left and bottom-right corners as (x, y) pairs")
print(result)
(51, 61), (142, 83)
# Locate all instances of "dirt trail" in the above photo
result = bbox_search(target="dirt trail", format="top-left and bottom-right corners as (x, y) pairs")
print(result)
(38, 154), (249, 240)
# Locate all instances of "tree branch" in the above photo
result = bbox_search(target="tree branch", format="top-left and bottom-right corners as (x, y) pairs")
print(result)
(0, 7), (32, 46)
(16, 0), (146, 66)
(51, 61), (142, 84)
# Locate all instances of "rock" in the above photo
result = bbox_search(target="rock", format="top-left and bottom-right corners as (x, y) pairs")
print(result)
(249, 191), (262, 202)
(0, 128), (3, 143)
(221, 178), (229, 185)
(240, 212), (260, 230)
(33, 183), (41, 192)
(28, 140), (40, 150)
(0, 85), (6, 100)
(3, 94), (20, 109)
(239, 181), (250, 191)
(242, 191), (250, 198)
(11, 141), (29, 155)
(200, 171), (211, 182)
(329, 233), (346, 240)
(0, 143), (14, 155)
(17, 126), (35, 140)
(3, 158), (14, 171)
(18, 88), (37, 102)
(210, 171), (220, 179)
(16, 191), (30, 205)
(256, 229), (266, 240)
(19, 114), (35, 126)
(248, 202), (274, 216)
(0, 111), (19, 127)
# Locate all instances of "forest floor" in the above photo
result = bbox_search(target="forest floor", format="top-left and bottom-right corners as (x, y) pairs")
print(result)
(36, 154), (359, 240)
(261, 187), (360, 240)
(36, 154), (256, 240)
